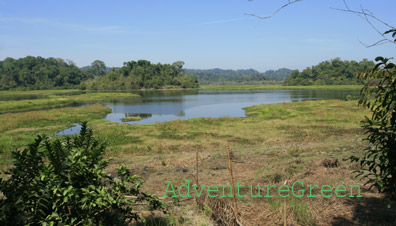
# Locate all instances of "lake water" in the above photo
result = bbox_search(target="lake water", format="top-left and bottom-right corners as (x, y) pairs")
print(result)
(58, 89), (359, 135)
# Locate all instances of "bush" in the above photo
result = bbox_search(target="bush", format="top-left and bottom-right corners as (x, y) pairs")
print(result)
(0, 122), (166, 225)
(352, 56), (396, 200)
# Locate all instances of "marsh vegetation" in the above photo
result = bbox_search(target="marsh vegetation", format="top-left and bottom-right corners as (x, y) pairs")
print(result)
(1, 87), (395, 225)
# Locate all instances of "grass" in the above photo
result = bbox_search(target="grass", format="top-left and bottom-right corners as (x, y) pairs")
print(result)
(0, 89), (83, 96)
(0, 92), (140, 113)
(201, 84), (363, 91)
(1, 90), (395, 225)
(86, 99), (393, 225)
(0, 104), (111, 166)
(0, 95), (368, 172)
(121, 116), (142, 122)
(289, 198), (317, 226)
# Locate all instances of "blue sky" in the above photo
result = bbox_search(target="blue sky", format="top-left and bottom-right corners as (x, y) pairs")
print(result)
(0, 0), (395, 71)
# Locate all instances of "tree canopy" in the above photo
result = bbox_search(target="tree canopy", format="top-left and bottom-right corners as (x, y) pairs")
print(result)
(0, 56), (88, 90)
(87, 60), (107, 77)
(283, 58), (375, 86)
(0, 57), (199, 90)
(83, 60), (199, 90)
(185, 68), (291, 85)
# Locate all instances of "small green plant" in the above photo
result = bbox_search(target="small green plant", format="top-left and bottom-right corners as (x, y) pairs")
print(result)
(268, 198), (282, 211)
(289, 198), (316, 226)
(121, 116), (142, 122)
(202, 205), (212, 218)
(0, 122), (166, 225)
(268, 198), (316, 226)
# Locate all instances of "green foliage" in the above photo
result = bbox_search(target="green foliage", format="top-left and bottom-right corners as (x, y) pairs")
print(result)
(0, 56), (88, 90)
(268, 198), (316, 226)
(201, 84), (362, 91)
(0, 57), (199, 91)
(351, 55), (396, 200)
(87, 60), (107, 78)
(0, 122), (166, 225)
(185, 68), (291, 85)
(0, 92), (138, 114)
(84, 60), (199, 90)
(284, 58), (375, 86)
(288, 198), (316, 226)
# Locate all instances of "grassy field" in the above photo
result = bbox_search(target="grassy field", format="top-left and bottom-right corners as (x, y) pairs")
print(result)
(0, 104), (112, 166)
(0, 89), (395, 225)
(0, 89), (84, 96)
(0, 91), (139, 113)
(89, 99), (393, 225)
(201, 84), (363, 91)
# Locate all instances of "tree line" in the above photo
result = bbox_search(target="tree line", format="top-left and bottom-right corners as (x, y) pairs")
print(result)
(283, 58), (375, 86)
(84, 60), (199, 90)
(185, 68), (291, 85)
(0, 57), (199, 90)
(0, 56), (87, 90)
(0, 56), (378, 90)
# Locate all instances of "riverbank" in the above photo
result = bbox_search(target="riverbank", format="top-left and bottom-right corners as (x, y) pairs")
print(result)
(0, 104), (112, 166)
(0, 91), (139, 113)
(201, 84), (363, 91)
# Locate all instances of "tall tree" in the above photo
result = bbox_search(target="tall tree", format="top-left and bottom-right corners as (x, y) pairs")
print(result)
(88, 60), (106, 78)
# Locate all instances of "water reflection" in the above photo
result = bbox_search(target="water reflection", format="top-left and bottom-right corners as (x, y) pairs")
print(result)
(125, 113), (152, 119)
(103, 89), (359, 124)
(58, 123), (82, 135)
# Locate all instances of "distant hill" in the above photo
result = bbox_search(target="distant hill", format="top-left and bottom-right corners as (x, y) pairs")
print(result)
(262, 68), (292, 80)
(184, 68), (292, 85)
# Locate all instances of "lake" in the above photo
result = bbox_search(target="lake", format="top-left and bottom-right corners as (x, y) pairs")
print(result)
(59, 89), (359, 135)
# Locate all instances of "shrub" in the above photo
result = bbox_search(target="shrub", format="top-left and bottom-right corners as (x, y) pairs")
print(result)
(0, 122), (166, 225)
(352, 56), (396, 200)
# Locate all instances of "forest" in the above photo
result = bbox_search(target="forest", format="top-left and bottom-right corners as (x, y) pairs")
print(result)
(283, 58), (375, 86)
(0, 57), (199, 90)
(185, 68), (291, 85)
(0, 56), (88, 90)
(83, 60), (199, 90)
(0, 56), (377, 90)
